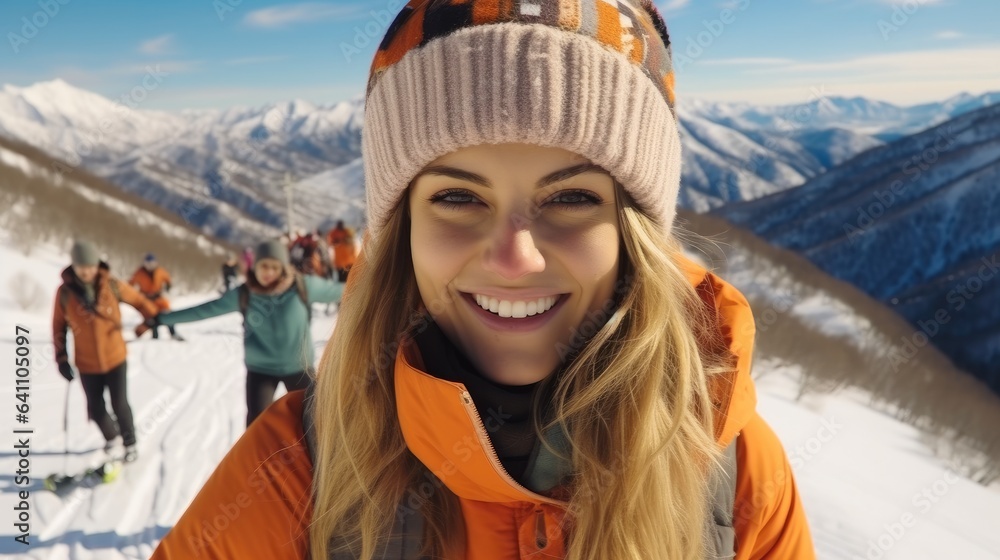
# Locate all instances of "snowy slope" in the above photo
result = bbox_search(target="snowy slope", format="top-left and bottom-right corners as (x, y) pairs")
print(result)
(1, 232), (999, 559)
(0, 233), (340, 559)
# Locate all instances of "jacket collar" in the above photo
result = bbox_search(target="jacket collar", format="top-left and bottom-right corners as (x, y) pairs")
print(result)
(61, 261), (111, 292)
(394, 255), (757, 504)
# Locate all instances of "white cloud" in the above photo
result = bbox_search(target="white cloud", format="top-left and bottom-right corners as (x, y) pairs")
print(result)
(679, 46), (1000, 105)
(934, 30), (964, 40)
(701, 57), (794, 66)
(139, 34), (174, 55)
(243, 3), (364, 28)
(108, 61), (199, 75)
(746, 47), (1000, 78)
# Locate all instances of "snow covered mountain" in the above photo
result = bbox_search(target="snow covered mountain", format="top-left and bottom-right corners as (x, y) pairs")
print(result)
(1, 80), (996, 245)
(713, 103), (1000, 393)
(676, 92), (1000, 209)
(0, 80), (365, 245)
(684, 92), (1000, 140)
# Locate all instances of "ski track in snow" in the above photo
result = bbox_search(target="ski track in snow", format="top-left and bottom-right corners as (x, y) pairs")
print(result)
(1, 240), (999, 559)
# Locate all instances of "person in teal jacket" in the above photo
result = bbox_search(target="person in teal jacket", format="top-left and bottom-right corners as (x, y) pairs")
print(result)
(137, 240), (343, 425)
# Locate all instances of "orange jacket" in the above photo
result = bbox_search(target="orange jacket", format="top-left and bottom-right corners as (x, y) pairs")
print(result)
(327, 226), (357, 269)
(129, 265), (172, 311)
(53, 264), (159, 374)
(151, 257), (815, 559)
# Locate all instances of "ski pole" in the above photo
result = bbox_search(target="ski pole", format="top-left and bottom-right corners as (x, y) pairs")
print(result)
(62, 378), (70, 475)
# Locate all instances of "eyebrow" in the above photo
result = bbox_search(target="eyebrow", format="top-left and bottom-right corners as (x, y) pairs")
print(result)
(415, 163), (607, 189)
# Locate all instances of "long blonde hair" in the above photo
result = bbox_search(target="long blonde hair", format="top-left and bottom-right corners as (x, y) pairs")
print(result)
(310, 184), (728, 559)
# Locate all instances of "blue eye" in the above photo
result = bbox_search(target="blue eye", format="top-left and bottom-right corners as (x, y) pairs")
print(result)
(546, 190), (603, 208)
(429, 189), (482, 209)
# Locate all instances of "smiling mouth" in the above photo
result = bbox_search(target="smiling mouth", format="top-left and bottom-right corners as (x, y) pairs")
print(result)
(471, 293), (561, 319)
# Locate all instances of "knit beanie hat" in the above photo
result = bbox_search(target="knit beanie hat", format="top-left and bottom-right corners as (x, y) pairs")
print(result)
(255, 240), (290, 265)
(70, 240), (101, 266)
(363, 0), (680, 238)
(144, 253), (156, 263)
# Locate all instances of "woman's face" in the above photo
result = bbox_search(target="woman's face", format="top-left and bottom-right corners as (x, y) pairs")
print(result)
(73, 264), (98, 284)
(409, 143), (620, 385)
(255, 259), (284, 286)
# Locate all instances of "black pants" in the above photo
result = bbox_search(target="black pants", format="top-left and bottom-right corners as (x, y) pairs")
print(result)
(245, 370), (313, 427)
(337, 266), (351, 282)
(80, 362), (136, 447)
(150, 324), (178, 339)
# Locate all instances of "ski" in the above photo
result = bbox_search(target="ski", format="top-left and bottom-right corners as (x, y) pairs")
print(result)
(43, 459), (123, 495)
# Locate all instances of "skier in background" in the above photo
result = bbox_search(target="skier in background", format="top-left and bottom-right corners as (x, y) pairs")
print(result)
(129, 253), (184, 341)
(313, 228), (334, 279)
(326, 220), (357, 282)
(241, 247), (255, 277)
(136, 240), (344, 426)
(222, 252), (240, 292)
(53, 240), (159, 463)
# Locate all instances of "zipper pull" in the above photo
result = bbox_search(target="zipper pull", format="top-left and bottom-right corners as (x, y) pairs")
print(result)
(535, 508), (548, 550)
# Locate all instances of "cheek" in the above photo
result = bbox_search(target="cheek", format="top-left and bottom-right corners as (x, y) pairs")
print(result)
(547, 221), (619, 292)
(411, 217), (478, 304)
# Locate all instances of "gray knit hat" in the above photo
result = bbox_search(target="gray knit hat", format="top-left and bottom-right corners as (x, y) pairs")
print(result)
(255, 240), (290, 265)
(70, 240), (101, 266)
(363, 0), (681, 239)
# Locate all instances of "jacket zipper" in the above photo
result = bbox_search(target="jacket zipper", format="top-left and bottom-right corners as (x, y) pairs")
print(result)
(458, 390), (562, 506)
(535, 508), (548, 549)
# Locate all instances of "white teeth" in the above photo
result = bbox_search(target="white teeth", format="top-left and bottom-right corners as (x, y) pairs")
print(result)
(473, 294), (559, 319)
(511, 301), (527, 318)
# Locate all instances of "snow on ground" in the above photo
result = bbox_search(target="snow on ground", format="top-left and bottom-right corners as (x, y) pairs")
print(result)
(1, 236), (998, 559)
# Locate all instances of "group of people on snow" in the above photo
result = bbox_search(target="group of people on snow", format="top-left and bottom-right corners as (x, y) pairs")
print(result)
(53, 227), (351, 463)
(283, 220), (358, 281)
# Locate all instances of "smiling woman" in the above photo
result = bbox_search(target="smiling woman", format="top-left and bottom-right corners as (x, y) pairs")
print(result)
(151, 1), (815, 559)
(410, 144), (620, 385)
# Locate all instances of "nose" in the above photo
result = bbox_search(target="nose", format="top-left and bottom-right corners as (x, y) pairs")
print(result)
(482, 216), (545, 280)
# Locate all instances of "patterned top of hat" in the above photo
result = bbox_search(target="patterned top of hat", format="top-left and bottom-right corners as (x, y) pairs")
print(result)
(368, 0), (675, 110)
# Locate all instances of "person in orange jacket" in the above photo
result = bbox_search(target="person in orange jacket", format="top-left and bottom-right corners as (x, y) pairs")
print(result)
(326, 220), (356, 282)
(129, 253), (184, 341)
(53, 240), (159, 463)
(152, 2), (815, 558)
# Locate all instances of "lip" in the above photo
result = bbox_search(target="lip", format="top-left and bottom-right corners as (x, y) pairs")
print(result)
(460, 291), (567, 333)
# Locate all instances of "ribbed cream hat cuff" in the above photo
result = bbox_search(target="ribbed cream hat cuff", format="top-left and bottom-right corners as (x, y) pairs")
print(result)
(362, 22), (682, 237)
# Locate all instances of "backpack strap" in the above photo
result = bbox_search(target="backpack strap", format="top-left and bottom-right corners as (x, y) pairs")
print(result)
(707, 437), (739, 559)
(109, 277), (122, 302)
(294, 273), (311, 322)
(238, 275), (311, 322)
(302, 385), (424, 560)
(59, 285), (70, 313)
(238, 284), (250, 318)
(302, 382), (317, 461)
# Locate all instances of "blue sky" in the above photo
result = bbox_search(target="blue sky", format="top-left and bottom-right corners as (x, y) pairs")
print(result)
(1, 0), (998, 111)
